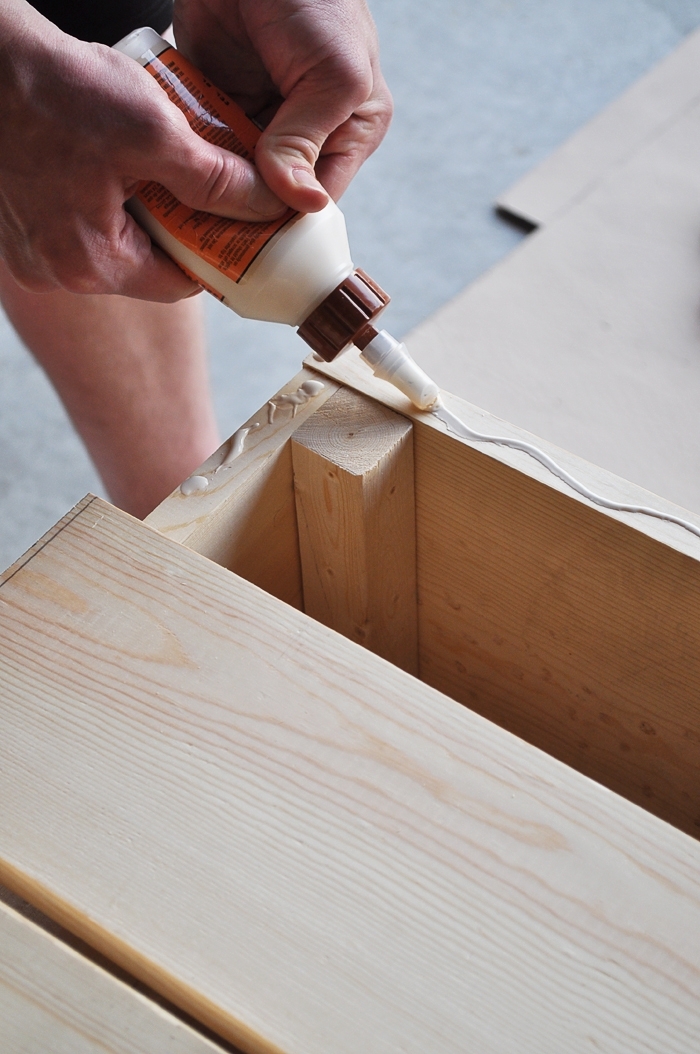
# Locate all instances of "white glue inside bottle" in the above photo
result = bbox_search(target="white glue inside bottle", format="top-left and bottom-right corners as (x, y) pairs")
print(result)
(114, 27), (440, 411)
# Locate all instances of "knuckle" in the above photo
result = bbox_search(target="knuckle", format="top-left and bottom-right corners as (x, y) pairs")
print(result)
(264, 133), (320, 168)
(50, 230), (122, 295)
(129, 101), (183, 157)
(358, 93), (393, 144)
(149, 101), (189, 144)
(177, 142), (253, 209)
(328, 54), (374, 107)
(199, 152), (247, 207)
(376, 85), (394, 128)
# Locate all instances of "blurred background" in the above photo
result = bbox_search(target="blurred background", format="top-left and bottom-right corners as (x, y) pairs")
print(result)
(2, 0), (700, 570)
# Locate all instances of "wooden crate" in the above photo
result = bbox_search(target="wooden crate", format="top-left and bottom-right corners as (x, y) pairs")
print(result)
(152, 350), (700, 840)
(2, 354), (700, 1053)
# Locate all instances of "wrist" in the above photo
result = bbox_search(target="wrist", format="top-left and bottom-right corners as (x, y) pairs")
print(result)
(0, 0), (67, 91)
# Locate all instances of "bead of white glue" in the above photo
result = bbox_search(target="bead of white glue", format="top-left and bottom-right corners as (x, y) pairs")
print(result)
(360, 330), (440, 411)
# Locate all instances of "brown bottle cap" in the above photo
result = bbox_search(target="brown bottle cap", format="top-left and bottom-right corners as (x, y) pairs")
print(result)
(297, 269), (390, 361)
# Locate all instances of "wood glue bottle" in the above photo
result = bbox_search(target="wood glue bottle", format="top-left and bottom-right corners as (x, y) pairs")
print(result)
(114, 27), (440, 410)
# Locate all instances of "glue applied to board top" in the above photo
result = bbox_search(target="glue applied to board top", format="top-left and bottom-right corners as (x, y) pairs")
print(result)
(431, 398), (700, 540)
(179, 381), (327, 496)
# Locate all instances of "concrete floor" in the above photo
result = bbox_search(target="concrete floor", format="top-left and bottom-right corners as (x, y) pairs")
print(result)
(2, 0), (700, 571)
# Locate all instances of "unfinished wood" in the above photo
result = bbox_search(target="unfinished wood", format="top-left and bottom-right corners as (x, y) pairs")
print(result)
(407, 87), (700, 515)
(305, 351), (700, 837)
(291, 387), (417, 673)
(305, 349), (700, 558)
(0, 900), (224, 1054)
(497, 27), (700, 226)
(0, 881), (243, 1053)
(2, 498), (700, 1052)
(145, 368), (340, 607)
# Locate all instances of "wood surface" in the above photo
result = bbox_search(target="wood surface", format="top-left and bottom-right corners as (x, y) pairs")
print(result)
(0, 899), (224, 1054)
(145, 368), (340, 608)
(496, 26), (700, 226)
(2, 496), (700, 1052)
(291, 387), (417, 673)
(305, 350), (700, 837)
(407, 83), (700, 515)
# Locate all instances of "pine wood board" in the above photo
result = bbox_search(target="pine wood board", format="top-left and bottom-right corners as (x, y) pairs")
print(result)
(145, 368), (340, 608)
(305, 349), (700, 559)
(2, 496), (700, 1052)
(497, 26), (700, 226)
(291, 387), (417, 672)
(0, 898), (224, 1054)
(305, 352), (700, 836)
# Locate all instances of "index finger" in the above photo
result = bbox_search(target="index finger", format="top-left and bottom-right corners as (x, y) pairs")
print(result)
(254, 53), (383, 210)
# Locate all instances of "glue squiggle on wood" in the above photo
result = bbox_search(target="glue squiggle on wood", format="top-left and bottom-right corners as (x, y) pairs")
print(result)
(218, 422), (261, 469)
(180, 380), (326, 496)
(268, 379), (325, 422)
(433, 399), (700, 541)
(180, 475), (209, 496)
(180, 423), (261, 494)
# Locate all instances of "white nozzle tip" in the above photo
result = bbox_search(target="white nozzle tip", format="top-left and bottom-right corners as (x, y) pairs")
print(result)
(415, 386), (442, 411)
(360, 330), (441, 410)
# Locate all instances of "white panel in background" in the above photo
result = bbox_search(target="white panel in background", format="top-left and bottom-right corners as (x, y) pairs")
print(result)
(409, 44), (700, 513)
(497, 27), (700, 226)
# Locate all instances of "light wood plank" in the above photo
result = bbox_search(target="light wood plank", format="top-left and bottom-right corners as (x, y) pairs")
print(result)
(305, 348), (700, 558)
(497, 27), (700, 226)
(305, 351), (700, 836)
(1, 497), (700, 1053)
(145, 369), (340, 608)
(291, 387), (417, 673)
(0, 899), (225, 1054)
(410, 87), (700, 515)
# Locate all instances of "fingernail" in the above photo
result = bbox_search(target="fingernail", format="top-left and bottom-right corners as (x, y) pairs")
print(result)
(292, 167), (327, 196)
(248, 180), (287, 218)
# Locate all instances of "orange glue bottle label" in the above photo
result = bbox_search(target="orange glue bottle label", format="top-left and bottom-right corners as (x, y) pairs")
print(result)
(138, 47), (295, 285)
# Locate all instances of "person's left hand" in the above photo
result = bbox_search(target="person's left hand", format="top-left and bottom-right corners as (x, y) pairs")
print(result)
(173, 0), (393, 213)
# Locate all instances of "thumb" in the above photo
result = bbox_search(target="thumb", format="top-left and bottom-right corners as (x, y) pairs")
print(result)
(254, 71), (367, 212)
(143, 116), (287, 221)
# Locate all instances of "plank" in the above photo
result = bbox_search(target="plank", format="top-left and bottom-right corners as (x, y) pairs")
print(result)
(291, 387), (417, 673)
(145, 368), (340, 608)
(305, 350), (700, 836)
(497, 26), (700, 226)
(406, 86), (700, 515)
(0, 899), (224, 1054)
(1, 497), (700, 1054)
(305, 348), (700, 558)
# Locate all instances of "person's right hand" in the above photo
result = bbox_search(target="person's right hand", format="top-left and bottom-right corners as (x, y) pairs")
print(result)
(0, 0), (287, 300)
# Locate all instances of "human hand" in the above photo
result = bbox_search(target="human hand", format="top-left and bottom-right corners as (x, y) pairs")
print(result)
(0, 0), (286, 299)
(173, 0), (393, 212)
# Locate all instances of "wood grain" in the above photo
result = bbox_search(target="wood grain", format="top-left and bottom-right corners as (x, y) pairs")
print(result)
(292, 388), (417, 673)
(0, 899), (224, 1054)
(1, 497), (700, 1053)
(305, 351), (700, 836)
(145, 369), (340, 608)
